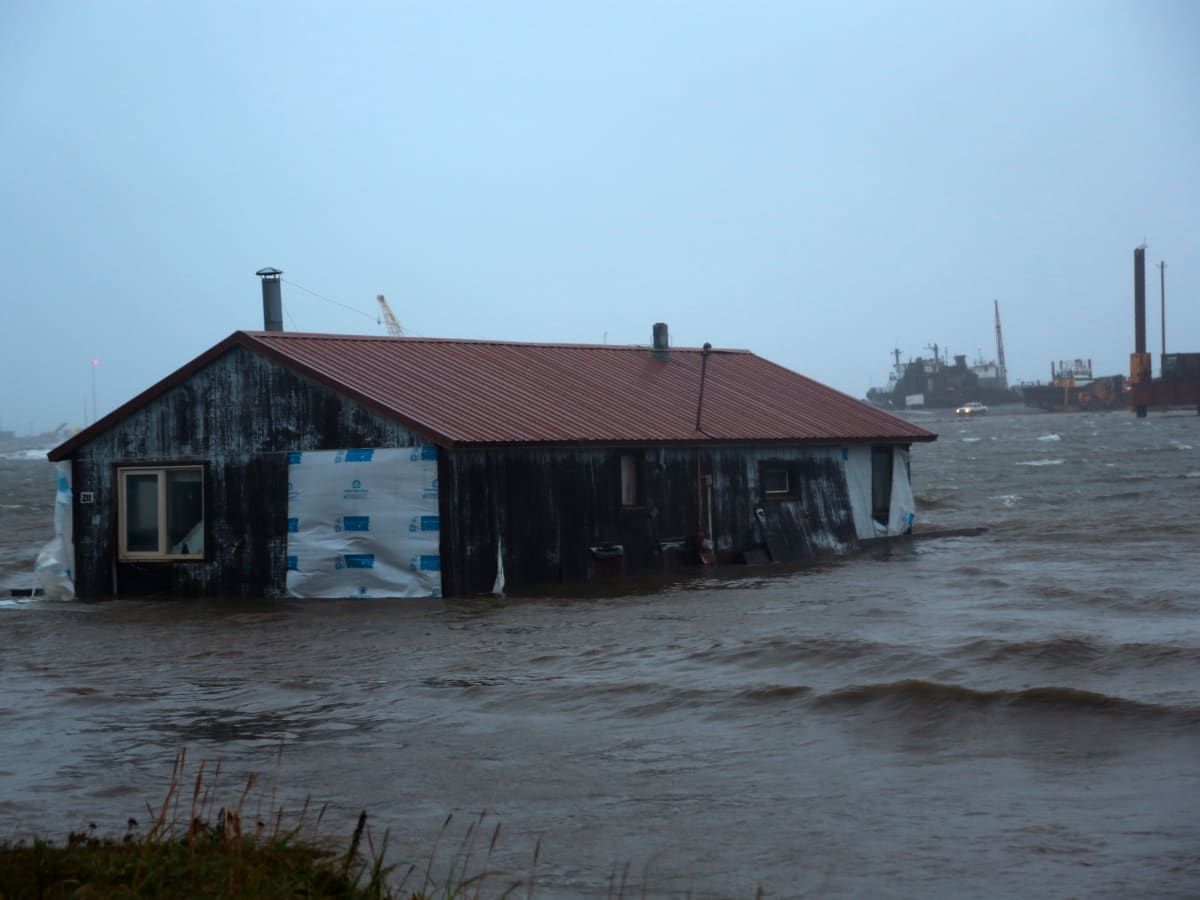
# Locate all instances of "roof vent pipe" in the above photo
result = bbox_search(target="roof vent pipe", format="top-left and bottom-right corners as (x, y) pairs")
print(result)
(652, 322), (669, 359)
(257, 267), (284, 332)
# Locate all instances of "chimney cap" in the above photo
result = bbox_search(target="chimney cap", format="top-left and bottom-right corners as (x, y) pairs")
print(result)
(256, 267), (283, 279)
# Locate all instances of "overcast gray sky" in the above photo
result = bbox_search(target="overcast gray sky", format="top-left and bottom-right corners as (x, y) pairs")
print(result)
(2, 0), (1197, 435)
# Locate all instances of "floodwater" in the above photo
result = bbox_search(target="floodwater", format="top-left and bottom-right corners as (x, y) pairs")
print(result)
(2, 409), (1199, 898)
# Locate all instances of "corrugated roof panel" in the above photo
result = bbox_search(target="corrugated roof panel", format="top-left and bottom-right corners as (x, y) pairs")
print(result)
(244, 332), (936, 446)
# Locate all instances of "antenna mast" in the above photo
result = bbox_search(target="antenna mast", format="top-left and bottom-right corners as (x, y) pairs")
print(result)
(994, 299), (1008, 389)
(376, 294), (405, 336)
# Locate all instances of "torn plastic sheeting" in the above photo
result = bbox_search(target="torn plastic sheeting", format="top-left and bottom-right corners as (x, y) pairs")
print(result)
(35, 461), (75, 601)
(842, 445), (880, 540)
(887, 446), (917, 536)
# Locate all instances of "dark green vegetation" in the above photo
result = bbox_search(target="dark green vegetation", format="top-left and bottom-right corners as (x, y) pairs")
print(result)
(0, 751), (526, 900)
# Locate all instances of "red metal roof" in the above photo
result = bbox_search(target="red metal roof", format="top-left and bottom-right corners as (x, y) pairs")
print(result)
(50, 331), (935, 459)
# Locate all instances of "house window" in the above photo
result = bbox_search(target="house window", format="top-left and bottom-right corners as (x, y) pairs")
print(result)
(762, 468), (791, 495)
(620, 454), (640, 507)
(118, 466), (205, 560)
(871, 446), (893, 523)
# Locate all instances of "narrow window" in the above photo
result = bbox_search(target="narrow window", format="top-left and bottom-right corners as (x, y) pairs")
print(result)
(871, 446), (893, 523)
(124, 472), (160, 553)
(118, 466), (205, 560)
(620, 454), (640, 507)
(763, 468), (791, 496)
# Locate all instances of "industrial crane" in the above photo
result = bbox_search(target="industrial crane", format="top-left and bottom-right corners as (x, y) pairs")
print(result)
(376, 294), (404, 337)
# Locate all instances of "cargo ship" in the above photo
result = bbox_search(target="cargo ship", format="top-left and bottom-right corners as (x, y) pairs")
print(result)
(866, 348), (1021, 410)
(1130, 352), (1200, 412)
(1018, 359), (1127, 412)
(865, 301), (1020, 410)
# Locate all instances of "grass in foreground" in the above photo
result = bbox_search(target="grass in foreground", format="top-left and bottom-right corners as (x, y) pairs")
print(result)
(0, 750), (525, 899)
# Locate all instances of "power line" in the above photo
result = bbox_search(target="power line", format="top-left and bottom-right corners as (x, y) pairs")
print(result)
(278, 277), (426, 337)
(281, 278), (377, 322)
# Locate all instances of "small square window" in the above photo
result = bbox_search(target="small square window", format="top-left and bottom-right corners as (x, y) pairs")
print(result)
(118, 466), (205, 560)
(763, 468), (791, 495)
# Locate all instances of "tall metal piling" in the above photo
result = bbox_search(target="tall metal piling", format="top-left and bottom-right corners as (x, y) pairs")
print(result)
(1133, 247), (1148, 418)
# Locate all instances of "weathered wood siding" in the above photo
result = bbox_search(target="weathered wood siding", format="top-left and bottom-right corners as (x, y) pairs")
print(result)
(70, 346), (417, 599)
(67, 343), (885, 599)
(440, 444), (860, 596)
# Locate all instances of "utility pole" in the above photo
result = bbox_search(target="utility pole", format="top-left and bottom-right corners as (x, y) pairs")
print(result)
(90, 358), (99, 424)
(1158, 261), (1167, 358)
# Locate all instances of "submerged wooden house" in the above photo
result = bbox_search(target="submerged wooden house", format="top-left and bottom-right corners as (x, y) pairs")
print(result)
(47, 306), (936, 599)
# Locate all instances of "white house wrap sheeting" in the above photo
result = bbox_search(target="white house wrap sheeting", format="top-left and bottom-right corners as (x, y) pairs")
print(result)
(843, 446), (880, 539)
(887, 447), (917, 536)
(35, 461), (75, 601)
(286, 447), (441, 598)
(843, 445), (917, 540)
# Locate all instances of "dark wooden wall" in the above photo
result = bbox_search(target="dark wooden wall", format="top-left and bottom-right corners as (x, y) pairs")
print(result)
(70, 346), (417, 599)
(439, 444), (860, 596)
(66, 344), (885, 600)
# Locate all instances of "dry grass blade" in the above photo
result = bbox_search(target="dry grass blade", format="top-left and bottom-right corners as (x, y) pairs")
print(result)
(524, 836), (541, 900)
(344, 810), (368, 877)
(1, 751), (704, 900)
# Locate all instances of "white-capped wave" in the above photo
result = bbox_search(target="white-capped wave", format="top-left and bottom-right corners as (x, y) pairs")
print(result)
(0, 449), (52, 461)
(0, 597), (38, 608)
(1037, 433), (1061, 442)
(1016, 459), (1064, 467)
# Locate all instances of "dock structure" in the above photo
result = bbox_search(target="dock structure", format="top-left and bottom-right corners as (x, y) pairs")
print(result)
(1128, 245), (1200, 415)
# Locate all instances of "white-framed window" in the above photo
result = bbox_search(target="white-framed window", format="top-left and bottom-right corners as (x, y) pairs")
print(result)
(762, 468), (791, 495)
(117, 466), (205, 560)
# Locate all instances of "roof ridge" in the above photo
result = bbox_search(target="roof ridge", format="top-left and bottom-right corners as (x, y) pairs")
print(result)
(241, 330), (752, 354)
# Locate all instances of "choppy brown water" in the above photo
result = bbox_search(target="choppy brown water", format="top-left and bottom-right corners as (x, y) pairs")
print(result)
(2, 409), (1199, 898)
